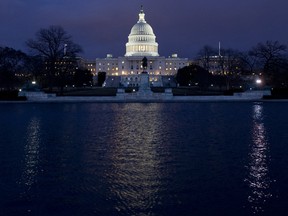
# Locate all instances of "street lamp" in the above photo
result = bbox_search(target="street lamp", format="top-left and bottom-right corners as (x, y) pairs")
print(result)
(256, 79), (262, 85)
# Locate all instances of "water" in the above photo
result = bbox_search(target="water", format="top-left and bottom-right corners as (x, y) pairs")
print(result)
(0, 102), (288, 216)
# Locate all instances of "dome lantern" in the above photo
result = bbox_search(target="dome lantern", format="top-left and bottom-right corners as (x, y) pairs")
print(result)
(138, 6), (145, 23)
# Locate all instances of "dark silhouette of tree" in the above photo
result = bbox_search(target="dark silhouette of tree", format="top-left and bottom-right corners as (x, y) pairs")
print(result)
(238, 51), (258, 75)
(197, 45), (217, 71)
(219, 49), (241, 75)
(250, 41), (287, 85)
(0, 47), (27, 89)
(97, 72), (106, 87)
(176, 64), (211, 87)
(73, 68), (93, 87)
(26, 25), (82, 90)
(23, 55), (45, 83)
(218, 48), (242, 89)
(176, 66), (193, 86)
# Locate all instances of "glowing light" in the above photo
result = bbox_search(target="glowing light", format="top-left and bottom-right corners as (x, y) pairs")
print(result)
(256, 79), (262, 84)
(32, 81), (36, 85)
(245, 104), (273, 214)
(19, 118), (41, 191)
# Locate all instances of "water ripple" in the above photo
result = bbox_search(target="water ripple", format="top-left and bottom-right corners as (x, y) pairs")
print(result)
(19, 117), (41, 194)
(1, 103), (287, 215)
(245, 104), (273, 214)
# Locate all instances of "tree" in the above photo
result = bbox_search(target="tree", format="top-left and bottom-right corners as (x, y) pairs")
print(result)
(250, 40), (287, 85)
(23, 55), (45, 83)
(176, 64), (211, 87)
(218, 49), (241, 75)
(26, 25), (82, 90)
(197, 45), (217, 71)
(238, 51), (258, 75)
(73, 69), (93, 87)
(97, 72), (106, 87)
(176, 65), (194, 86)
(0, 47), (27, 89)
(217, 48), (242, 89)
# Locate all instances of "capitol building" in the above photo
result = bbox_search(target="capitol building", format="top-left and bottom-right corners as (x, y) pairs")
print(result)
(95, 8), (189, 87)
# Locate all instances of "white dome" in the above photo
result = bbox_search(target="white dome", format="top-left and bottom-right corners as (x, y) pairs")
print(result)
(125, 9), (159, 57)
(130, 23), (154, 36)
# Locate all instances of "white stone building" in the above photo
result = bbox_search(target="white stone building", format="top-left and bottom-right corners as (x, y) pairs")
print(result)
(95, 8), (189, 87)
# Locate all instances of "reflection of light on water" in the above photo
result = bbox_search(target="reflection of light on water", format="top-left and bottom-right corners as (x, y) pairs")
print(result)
(106, 104), (164, 214)
(20, 118), (41, 192)
(245, 104), (272, 214)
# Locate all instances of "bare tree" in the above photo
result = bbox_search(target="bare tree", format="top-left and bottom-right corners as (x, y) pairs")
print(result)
(238, 51), (258, 75)
(197, 45), (217, 71)
(26, 25), (82, 90)
(223, 49), (242, 75)
(216, 48), (242, 89)
(250, 41), (287, 84)
(0, 47), (27, 89)
(26, 25), (82, 60)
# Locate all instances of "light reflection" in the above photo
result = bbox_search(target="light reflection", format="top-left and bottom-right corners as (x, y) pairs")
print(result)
(19, 117), (41, 193)
(245, 104), (272, 214)
(106, 104), (164, 214)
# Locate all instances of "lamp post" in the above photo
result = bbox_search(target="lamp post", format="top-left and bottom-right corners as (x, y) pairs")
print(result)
(256, 79), (262, 85)
(256, 78), (263, 90)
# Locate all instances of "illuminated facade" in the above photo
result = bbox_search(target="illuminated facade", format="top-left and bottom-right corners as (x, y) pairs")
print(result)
(83, 60), (96, 75)
(95, 8), (188, 87)
(125, 9), (159, 57)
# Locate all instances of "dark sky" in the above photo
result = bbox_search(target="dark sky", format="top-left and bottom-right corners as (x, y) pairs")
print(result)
(1, 0), (287, 60)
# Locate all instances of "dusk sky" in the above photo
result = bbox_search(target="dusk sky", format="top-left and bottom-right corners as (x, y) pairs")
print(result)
(1, 0), (287, 59)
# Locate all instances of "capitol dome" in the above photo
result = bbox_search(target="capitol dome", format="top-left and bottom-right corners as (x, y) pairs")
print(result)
(125, 9), (159, 57)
